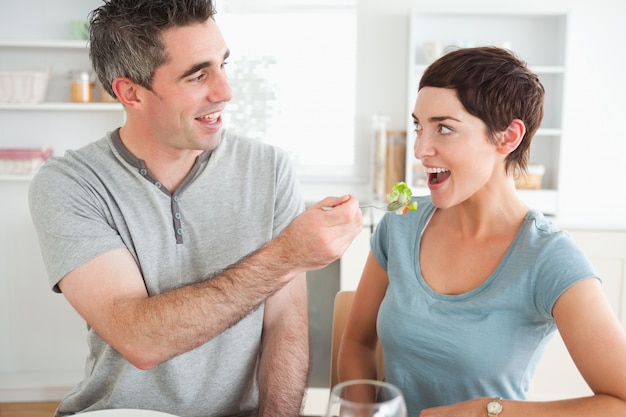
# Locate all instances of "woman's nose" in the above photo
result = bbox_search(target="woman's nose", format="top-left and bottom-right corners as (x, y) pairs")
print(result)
(413, 133), (434, 161)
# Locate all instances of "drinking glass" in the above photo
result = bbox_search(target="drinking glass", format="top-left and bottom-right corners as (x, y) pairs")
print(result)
(325, 379), (408, 417)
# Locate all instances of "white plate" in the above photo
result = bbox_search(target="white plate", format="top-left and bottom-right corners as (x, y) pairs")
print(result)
(78, 409), (179, 417)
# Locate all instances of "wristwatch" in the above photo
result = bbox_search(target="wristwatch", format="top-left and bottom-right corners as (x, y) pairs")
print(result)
(487, 397), (503, 417)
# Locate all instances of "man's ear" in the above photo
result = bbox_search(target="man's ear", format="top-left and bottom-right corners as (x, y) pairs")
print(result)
(111, 77), (143, 109)
(496, 119), (526, 155)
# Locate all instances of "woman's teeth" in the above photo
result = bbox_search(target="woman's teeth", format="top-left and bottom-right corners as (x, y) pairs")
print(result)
(425, 167), (449, 174)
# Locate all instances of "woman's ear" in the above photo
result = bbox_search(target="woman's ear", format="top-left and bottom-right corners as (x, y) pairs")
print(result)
(111, 77), (143, 109)
(496, 119), (526, 155)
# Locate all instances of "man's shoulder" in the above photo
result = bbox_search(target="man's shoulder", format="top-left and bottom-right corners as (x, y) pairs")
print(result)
(219, 130), (289, 161)
(42, 134), (112, 169)
(223, 130), (281, 149)
(30, 134), (117, 192)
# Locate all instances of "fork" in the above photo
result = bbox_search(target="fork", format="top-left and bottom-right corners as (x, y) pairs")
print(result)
(360, 201), (405, 211)
(321, 201), (404, 212)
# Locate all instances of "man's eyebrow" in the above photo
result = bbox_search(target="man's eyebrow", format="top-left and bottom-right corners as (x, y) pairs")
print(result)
(178, 49), (230, 81)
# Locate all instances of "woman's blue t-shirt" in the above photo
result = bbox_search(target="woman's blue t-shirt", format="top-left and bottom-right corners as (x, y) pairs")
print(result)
(371, 196), (598, 416)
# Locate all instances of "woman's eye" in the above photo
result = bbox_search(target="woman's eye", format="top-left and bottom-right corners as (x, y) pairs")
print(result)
(439, 125), (453, 134)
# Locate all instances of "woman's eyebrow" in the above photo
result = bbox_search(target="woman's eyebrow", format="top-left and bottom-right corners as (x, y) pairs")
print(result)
(412, 113), (461, 123)
(430, 116), (461, 123)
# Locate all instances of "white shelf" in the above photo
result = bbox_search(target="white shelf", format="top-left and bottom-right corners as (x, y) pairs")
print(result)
(518, 189), (558, 215)
(0, 40), (88, 49)
(530, 65), (566, 74)
(0, 102), (122, 111)
(0, 174), (36, 181)
(536, 128), (561, 137)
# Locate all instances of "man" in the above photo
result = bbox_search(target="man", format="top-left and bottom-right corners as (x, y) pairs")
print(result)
(28, 0), (362, 416)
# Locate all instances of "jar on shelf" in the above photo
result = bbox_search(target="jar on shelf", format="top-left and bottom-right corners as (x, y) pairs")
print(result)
(69, 70), (94, 103)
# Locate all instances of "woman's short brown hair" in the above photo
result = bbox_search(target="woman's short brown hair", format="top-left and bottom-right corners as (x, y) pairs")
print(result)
(419, 46), (544, 175)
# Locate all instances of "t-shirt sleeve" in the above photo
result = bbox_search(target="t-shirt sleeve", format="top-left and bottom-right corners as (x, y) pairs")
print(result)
(29, 160), (127, 293)
(370, 214), (391, 271)
(533, 230), (600, 318)
(271, 147), (304, 238)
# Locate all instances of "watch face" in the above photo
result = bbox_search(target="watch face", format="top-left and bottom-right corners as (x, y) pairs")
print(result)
(487, 401), (503, 413)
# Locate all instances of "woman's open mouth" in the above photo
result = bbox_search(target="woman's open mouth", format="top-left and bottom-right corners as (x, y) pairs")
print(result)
(426, 167), (451, 184)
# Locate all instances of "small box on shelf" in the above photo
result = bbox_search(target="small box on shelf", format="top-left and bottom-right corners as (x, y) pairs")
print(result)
(0, 67), (50, 104)
(514, 164), (545, 190)
(0, 147), (52, 176)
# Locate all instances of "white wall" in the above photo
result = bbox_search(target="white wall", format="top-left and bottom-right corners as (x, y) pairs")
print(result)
(557, 1), (626, 228)
(0, 0), (101, 40)
(3, 0), (623, 227)
(354, 0), (626, 229)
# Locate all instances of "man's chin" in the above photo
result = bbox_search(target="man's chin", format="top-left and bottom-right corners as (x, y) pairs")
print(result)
(200, 129), (224, 151)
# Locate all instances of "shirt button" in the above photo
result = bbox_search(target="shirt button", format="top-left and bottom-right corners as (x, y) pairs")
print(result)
(140, 169), (147, 176)
(177, 228), (183, 235)
(155, 182), (162, 188)
(175, 213), (181, 219)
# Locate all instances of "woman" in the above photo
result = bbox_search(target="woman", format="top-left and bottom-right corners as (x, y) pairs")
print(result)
(338, 47), (626, 416)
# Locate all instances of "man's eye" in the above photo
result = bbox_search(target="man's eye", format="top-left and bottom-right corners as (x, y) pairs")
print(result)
(413, 121), (422, 134)
(190, 73), (206, 82)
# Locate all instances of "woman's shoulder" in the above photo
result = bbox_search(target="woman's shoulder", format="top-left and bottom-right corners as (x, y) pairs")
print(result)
(521, 209), (585, 253)
(520, 209), (594, 273)
(524, 209), (560, 234)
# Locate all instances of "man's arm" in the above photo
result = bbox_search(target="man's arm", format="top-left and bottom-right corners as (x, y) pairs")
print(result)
(58, 195), (362, 370)
(257, 274), (309, 417)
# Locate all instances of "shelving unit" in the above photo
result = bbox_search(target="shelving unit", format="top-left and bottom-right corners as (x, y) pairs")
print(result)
(405, 9), (568, 215)
(0, 38), (122, 400)
(0, 40), (125, 175)
(1, 40), (89, 103)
